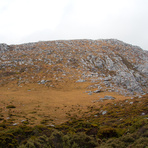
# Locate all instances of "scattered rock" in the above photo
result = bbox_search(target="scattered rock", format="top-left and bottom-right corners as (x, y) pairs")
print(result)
(104, 96), (116, 100)
(21, 120), (27, 123)
(39, 80), (46, 84)
(102, 111), (107, 115)
(47, 124), (55, 127)
(88, 92), (92, 95)
(92, 100), (100, 103)
(93, 90), (101, 93)
(99, 96), (115, 100)
(12, 123), (18, 126)
(76, 79), (86, 82)
(129, 102), (133, 105)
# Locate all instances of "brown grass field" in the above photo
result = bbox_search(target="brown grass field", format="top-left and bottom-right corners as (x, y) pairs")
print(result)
(0, 81), (130, 126)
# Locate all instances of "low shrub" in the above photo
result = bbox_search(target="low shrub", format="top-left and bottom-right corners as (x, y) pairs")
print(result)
(98, 127), (118, 139)
(6, 105), (16, 109)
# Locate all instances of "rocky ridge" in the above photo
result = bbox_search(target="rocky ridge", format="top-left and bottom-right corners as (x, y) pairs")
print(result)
(0, 39), (148, 96)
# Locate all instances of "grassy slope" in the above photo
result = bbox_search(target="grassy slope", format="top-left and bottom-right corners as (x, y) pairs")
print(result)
(0, 93), (147, 148)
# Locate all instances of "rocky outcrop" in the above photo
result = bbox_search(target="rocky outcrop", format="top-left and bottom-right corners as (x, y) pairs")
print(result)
(0, 39), (148, 95)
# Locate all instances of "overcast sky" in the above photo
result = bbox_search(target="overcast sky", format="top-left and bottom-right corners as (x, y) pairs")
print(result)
(0, 0), (148, 50)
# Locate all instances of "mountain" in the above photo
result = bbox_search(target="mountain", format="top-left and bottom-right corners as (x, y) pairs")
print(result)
(0, 39), (148, 96)
(0, 39), (148, 148)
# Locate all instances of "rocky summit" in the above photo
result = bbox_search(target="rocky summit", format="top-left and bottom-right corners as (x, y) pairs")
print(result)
(0, 39), (148, 96)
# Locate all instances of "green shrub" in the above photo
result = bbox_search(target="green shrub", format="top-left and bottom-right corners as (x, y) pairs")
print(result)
(18, 130), (98, 148)
(0, 133), (18, 148)
(0, 123), (6, 129)
(100, 138), (126, 148)
(48, 130), (63, 148)
(121, 134), (135, 143)
(132, 137), (148, 148)
(98, 127), (118, 139)
(70, 132), (97, 148)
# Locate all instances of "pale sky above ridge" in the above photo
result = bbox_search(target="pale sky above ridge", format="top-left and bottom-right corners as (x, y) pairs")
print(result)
(0, 0), (148, 50)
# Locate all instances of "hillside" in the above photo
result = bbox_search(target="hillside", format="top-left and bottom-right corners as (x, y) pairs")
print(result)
(0, 39), (148, 147)
(0, 39), (148, 95)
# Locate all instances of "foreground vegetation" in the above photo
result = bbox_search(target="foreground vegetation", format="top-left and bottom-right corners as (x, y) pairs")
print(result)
(0, 94), (147, 148)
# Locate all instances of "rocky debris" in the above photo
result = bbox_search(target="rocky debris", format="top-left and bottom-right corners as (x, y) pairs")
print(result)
(104, 96), (116, 100)
(93, 86), (102, 93)
(47, 124), (55, 127)
(0, 39), (148, 95)
(100, 96), (116, 101)
(86, 91), (93, 95)
(12, 123), (18, 126)
(141, 113), (145, 116)
(92, 100), (100, 103)
(39, 80), (46, 84)
(0, 43), (8, 53)
(88, 92), (93, 95)
(76, 79), (86, 82)
(93, 90), (101, 93)
(102, 110), (107, 115)
(21, 120), (27, 123)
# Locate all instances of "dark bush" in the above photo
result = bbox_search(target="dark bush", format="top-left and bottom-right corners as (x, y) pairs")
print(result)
(98, 127), (118, 139)
(71, 132), (97, 148)
(6, 105), (16, 109)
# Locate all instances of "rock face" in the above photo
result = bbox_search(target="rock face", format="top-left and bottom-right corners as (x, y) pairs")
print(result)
(0, 39), (148, 95)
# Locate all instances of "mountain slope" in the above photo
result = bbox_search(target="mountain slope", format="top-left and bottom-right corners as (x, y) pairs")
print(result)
(0, 39), (148, 148)
(0, 39), (148, 95)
